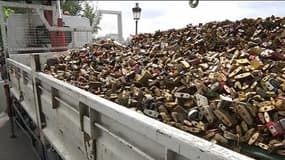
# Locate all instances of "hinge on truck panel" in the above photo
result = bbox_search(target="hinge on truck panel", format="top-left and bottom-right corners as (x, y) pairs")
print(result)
(22, 71), (28, 85)
(79, 102), (96, 160)
(35, 80), (46, 128)
(79, 102), (89, 132)
(32, 54), (41, 72)
(19, 91), (24, 102)
(51, 87), (59, 109)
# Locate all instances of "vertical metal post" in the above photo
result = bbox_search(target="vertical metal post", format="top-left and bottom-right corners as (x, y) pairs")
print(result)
(0, 5), (9, 80)
(117, 12), (123, 41)
(135, 20), (138, 35)
(0, 5), (8, 57)
(0, 5), (14, 138)
(4, 83), (16, 138)
(30, 54), (47, 160)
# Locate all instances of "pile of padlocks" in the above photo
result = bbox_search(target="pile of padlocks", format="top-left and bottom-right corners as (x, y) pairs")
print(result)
(44, 16), (285, 157)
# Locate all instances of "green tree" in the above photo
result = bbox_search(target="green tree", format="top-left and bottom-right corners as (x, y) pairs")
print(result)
(3, 8), (15, 21)
(61, 0), (82, 16)
(82, 2), (101, 33)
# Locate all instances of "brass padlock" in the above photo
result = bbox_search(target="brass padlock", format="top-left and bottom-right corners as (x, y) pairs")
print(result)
(248, 132), (260, 145)
(236, 104), (253, 125)
(213, 109), (234, 127)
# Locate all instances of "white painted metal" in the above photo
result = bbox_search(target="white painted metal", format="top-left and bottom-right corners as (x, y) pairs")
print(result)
(7, 14), (92, 53)
(98, 10), (123, 42)
(6, 53), (254, 160)
(0, 1), (54, 11)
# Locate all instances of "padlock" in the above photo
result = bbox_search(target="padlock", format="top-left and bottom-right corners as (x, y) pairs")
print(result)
(187, 108), (203, 121)
(236, 104), (253, 125)
(278, 118), (285, 131)
(183, 120), (193, 127)
(236, 59), (250, 64)
(234, 72), (252, 79)
(258, 105), (275, 112)
(250, 57), (263, 69)
(160, 112), (172, 122)
(219, 95), (233, 108)
(213, 133), (228, 144)
(199, 105), (215, 123)
(264, 112), (271, 123)
(191, 120), (205, 131)
(181, 125), (201, 133)
(265, 121), (284, 136)
(229, 66), (242, 78)
(248, 54), (257, 60)
(209, 82), (220, 92)
(218, 123), (227, 131)
(241, 121), (248, 132)
(241, 128), (255, 142)
(174, 92), (191, 99)
(213, 109), (234, 127)
(223, 131), (238, 141)
(195, 93), (209, 107)
(143, 109), (159, 118)
(257, 143), (269, 150)
(248, 132), (260, 145)
(180, 60), (190, 68)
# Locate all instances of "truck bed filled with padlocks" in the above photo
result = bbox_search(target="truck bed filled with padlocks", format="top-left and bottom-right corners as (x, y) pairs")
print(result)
(7, 16), (285, 160)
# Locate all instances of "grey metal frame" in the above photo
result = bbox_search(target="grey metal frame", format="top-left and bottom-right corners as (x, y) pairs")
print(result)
(0, 1), (93, 56)
(98, 10), (123, 42)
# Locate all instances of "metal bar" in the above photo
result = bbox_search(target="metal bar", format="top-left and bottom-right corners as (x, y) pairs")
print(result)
(0, 5), (8, 55)
(37, 8), (92, 32)
(56, 0), (62, 19)
(30, 54), (46, 131)
(0, 1), (54, 10)
(12, 102), (41, 143)
(14, 118), (44, 160)
(3, 83), (16, 138)
(37, 85), (49, 95)
(94, 122), (156, 160)
(7, 58), (32, 74)
(54, 96), (78, 114)
(99, 10), (122, 15)
(117, 13), (123, 41)
(165, 149), (175, 160)
(135, 20), (138, 35)
(8, 47), (67, 52)
(13, 101), (47, 160)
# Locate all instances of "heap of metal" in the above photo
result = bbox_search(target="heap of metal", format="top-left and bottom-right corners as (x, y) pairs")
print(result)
(44, 16), (285, 156)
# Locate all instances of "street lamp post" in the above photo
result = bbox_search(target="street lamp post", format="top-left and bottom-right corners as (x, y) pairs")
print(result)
(132, 3), (141, 35)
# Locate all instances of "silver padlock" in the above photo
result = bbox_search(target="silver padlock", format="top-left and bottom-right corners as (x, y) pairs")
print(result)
(195, 93), (208, 107)
(174, 92), (191, 99)
(218, 123), (227, 131)
(187, 108), (203, 121)
(143, 109), (159, 118)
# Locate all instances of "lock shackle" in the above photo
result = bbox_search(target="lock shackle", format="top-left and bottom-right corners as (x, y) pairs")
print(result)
(189, 0), (199, 8)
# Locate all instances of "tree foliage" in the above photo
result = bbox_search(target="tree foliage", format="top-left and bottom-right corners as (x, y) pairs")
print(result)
(82, 2), (102, 33)
(61, 0), (82, 16)
(3, 8), (17, 21)
(61, 1), (101, 33)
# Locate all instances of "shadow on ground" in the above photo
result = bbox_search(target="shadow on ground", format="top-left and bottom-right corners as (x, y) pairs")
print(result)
(0, 113), (38, 160)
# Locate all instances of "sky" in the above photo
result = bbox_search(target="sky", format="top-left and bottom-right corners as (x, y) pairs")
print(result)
(91, 1), (285, 40)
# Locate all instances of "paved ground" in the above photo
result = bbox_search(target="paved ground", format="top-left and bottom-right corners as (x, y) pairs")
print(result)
(0, 112), (38, 160)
